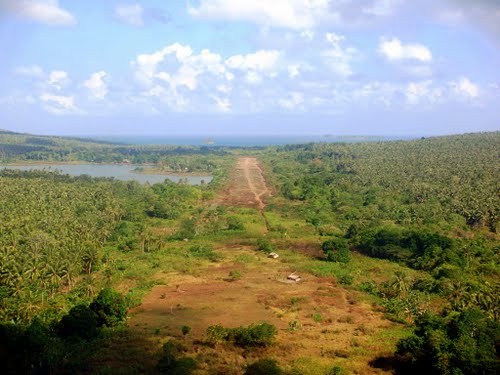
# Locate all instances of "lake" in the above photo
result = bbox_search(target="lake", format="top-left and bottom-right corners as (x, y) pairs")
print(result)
(0, 164), (212, 185)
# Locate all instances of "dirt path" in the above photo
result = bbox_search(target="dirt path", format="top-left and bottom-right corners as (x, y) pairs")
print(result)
(216, 157), (271, 209)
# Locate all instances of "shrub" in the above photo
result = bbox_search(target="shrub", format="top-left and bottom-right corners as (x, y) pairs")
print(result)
(227, 216), (245, 230)
(256, 238), (274, 253)
(228, 270), (242, 281)
(230, 323), (277, 347)
(89, 288), (127, 327)
(187, 244), (220, 261)
(181, 325), (191, 337)
(322, 237), (350, 263)
(338, 274), (354, 285)
(245, 358), (283, 375)
(206, 324), (228, 344)
(58, 304), (99, 340)
(359, 280), (379, 295)
(312, 313), (323, 323)
(206, 323), (277, 347)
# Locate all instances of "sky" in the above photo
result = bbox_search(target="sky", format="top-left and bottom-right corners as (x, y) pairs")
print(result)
(0, 0), (499, 136)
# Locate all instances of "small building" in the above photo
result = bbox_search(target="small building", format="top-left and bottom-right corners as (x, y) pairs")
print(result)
(268, 252), (279, 259)
(287, 273), (301, 282)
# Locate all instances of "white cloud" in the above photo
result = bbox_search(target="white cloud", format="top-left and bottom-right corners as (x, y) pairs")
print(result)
(39, 93), (77, 114)
(2, 0), (76, 26)
(244, 71), (262, 85)
(14, 65), (44, 78)
(47, 70), (69, 90)
(212, 96), (231, 112)
(321, 32), (357, 77)
(115, 3), (144, 27)
(378, 37), (432, 62)
(132, 43), (230, 111)
(84, 71), (108, 99)
(300, 30), (315, 41)
(450, 77), (479, 98)
(225, 50), (280, 72)
(188, 0), (330, 30)
(288, 64), (300, 78)
(406, 80), (432, 105)
(279, 91), (304, 109)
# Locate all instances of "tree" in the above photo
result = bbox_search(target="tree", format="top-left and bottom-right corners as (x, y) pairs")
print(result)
(58, 304), (99, 340)
(322, 237), (350, 263)
(89, 288), (127, 327)
(396, 309), (500, 375)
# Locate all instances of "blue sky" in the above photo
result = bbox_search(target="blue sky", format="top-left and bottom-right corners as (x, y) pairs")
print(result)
(0, 0), (499, 136)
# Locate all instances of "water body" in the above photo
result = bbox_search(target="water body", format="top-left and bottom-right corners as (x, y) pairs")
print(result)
(0, 164), (212, 185)
(90, 135), (414, 146)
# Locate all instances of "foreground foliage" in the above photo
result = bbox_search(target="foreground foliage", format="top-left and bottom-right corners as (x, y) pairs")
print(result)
(397, 309), (500, 375)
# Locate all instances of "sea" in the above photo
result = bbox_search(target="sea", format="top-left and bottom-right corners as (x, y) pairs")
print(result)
(88, 135), (414, 147)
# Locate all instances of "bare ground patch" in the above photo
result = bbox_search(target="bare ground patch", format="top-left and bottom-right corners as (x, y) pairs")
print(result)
(126, 247), (403, 374)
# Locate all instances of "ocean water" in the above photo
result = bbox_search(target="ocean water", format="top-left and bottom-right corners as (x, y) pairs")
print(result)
(90, 135), (412, 146)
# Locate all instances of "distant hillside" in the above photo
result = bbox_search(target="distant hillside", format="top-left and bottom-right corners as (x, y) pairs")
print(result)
(0, 129), (228, 163)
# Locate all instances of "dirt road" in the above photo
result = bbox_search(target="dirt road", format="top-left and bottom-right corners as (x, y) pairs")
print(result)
(217, 157), (271, 209)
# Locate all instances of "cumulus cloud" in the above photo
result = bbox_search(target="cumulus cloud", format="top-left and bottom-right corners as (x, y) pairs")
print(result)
(132, 43), (230, 111)
(84, 71), (108, 99)
(1, 0), (76, 26)
(39, 93), (77, 114)
(405, 80), (442, 105)
(115, 3), (144, 26)
(47, 70), (69, 90)
(225, 50), (280, 72)
(450, 77), (479, 98)
(378, 37), (432, 62)
(321, 32), (357, 77)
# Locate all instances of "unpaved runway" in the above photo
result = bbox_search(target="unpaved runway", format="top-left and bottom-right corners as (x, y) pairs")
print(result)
(217, 157), (271, 209)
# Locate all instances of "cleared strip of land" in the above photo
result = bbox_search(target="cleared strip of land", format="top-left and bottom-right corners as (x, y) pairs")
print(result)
(216, 157), (271, 209)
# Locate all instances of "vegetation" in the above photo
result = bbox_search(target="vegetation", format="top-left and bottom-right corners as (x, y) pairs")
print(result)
(206, 323), (278, 347)
(0, 130), (498, 374)
(397, 309), (500, 374)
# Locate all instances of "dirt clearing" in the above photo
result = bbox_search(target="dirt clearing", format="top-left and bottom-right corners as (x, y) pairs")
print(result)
(125, 248), (403, 374)
(216, 157), (271, 209)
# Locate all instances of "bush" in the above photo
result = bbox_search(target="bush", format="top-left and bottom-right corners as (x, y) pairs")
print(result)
(89, 288), (127, 327)
(245, 358), (283, 375)
(322, 237), (350, 263)
(227, 216), (245, 230)
(359, 280), (379, 295)
(206, 323), (277, 347)
(396, 309), (500, 374)
(206, 324), (228, 344)
(256, 238), (274, 253)
(187, 244), (220, 261)
(231, 323), (277, 347)
(181, 325), (191, 337)
(58, 304), (99, 340)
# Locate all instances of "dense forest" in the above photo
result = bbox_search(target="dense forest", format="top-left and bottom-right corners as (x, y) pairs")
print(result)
(0, 131), (498, 374)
